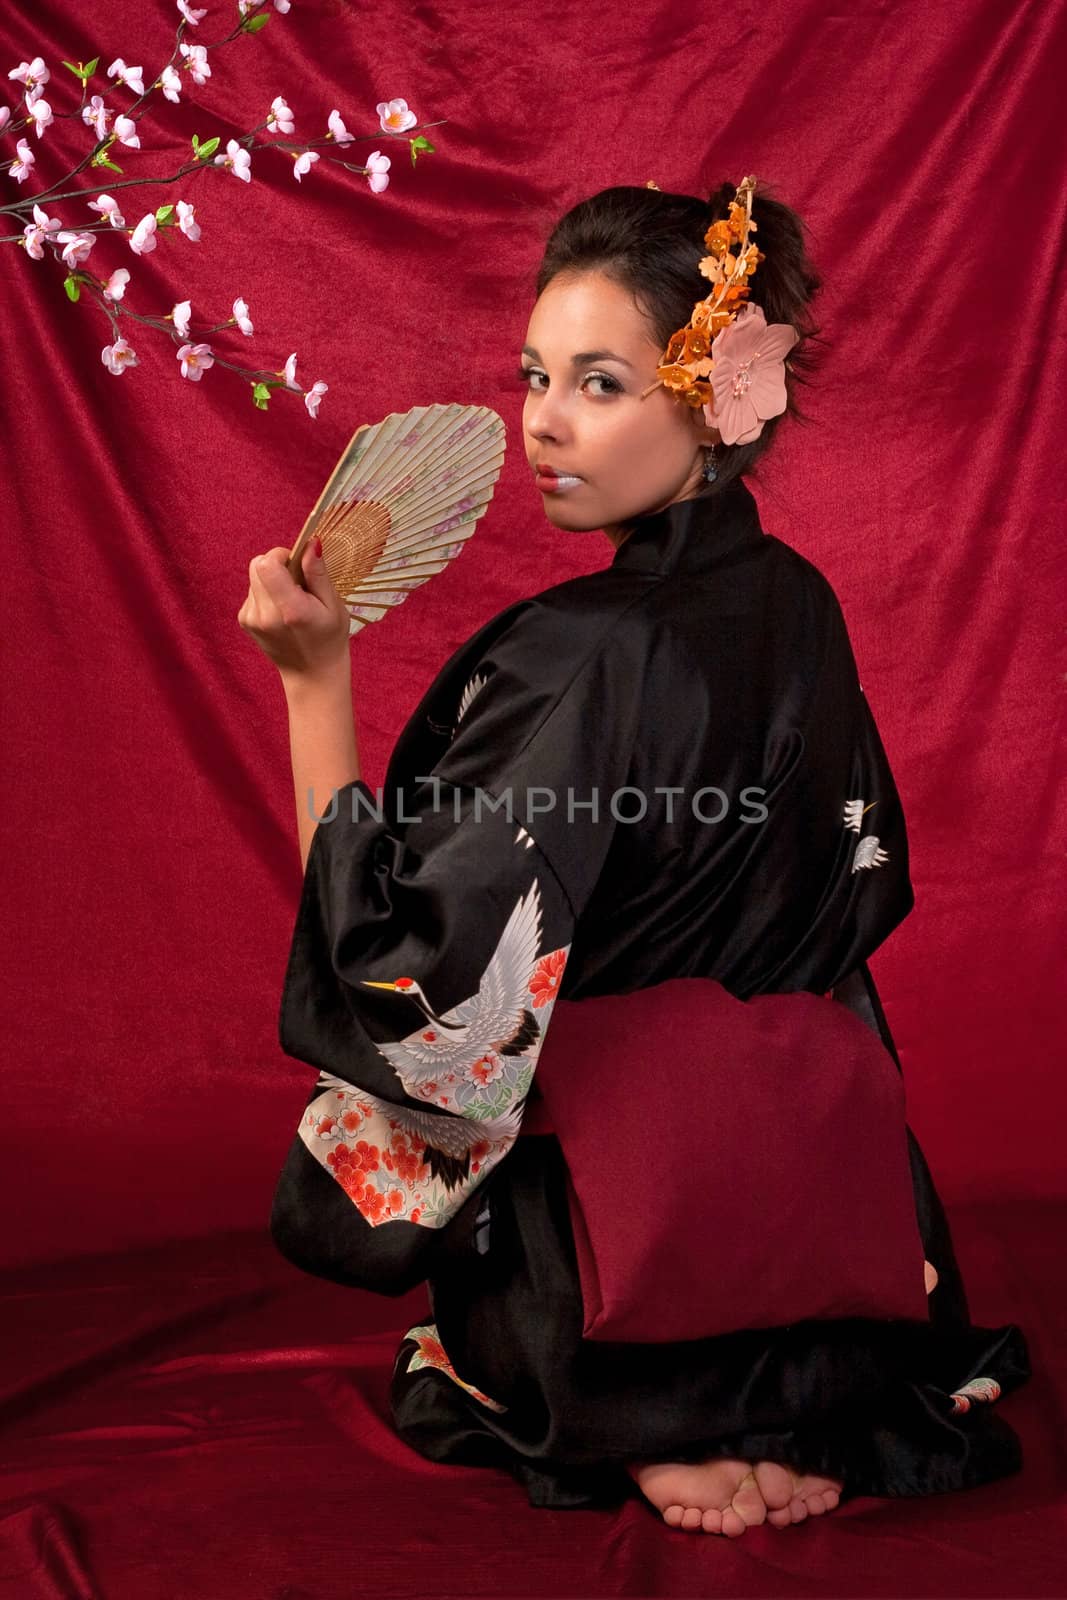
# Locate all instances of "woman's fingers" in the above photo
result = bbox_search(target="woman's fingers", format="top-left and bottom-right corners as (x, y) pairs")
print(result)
(237, 542), (350, 676)
(247, 547), (315, 632)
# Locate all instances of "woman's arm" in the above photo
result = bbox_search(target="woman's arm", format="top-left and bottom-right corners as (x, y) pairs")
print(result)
(281, 662), (361, 872)
(237, 539), (360, 871)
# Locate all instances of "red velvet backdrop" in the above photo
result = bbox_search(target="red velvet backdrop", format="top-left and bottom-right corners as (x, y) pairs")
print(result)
(2, 0), (1064, 1278)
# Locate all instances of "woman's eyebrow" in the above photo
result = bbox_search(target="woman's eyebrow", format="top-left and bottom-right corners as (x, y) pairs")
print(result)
(521, 344), (635, 369)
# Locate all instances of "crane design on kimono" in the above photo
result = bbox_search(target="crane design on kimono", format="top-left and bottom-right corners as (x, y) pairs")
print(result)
(315, 874), (560, 1194)
(843, 797), (890, 871)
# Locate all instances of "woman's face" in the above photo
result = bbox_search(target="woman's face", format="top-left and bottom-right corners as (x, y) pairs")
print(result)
(519, 269), (718, 546)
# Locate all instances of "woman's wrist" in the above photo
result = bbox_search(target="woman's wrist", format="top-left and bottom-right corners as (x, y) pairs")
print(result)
(279, 655), (352, 706)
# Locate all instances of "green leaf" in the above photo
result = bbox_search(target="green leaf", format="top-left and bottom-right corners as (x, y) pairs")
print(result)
(84, 57), (99, 77)
(409, 135), (435, 167)
(155, 204), (175, 225)
(63, 275), (81, 303)
(62, 60), (84, 78)
(196, 136), (220, 161)
(244, 10), (270, 30)
(252, 382), (272, 405)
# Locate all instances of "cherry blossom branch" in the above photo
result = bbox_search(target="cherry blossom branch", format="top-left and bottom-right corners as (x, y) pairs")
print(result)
(1, 0), (443, 416)
(0, 120), (444, 230)
(3, 2), (262, 204)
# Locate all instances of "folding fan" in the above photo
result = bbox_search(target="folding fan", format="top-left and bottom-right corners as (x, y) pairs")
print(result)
(286, 401), (507, 634)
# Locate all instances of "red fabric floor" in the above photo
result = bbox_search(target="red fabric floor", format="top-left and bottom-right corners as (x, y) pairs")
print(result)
(3, 1200), (1064, 1600)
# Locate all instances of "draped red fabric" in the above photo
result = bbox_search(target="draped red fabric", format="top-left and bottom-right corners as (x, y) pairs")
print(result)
(2, 0), (1064, 1592)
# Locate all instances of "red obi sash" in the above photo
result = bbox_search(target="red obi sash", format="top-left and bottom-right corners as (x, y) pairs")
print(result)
(519, 976), (930, 1344)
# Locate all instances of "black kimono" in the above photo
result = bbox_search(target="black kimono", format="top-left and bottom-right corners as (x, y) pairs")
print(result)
(273, 477), (1030, 1510)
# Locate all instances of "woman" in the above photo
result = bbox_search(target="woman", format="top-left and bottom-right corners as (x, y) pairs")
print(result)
(241, 179), (1031, 1536)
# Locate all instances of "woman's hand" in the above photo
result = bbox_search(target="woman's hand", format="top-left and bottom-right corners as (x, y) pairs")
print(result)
(237, 539), (352, 682)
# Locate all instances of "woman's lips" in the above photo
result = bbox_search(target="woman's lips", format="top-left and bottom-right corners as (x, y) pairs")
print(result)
(535, 469), (584, 492)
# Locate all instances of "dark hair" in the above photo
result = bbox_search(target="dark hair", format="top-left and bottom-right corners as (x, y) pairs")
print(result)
(534, 178), (827, 500)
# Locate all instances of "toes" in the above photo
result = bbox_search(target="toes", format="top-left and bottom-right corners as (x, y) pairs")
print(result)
(759, 1461), (845, 1528)
(752, 1460), (795, 1512)
(701, 1506), (724, 1534)
(680, 1506), (703, 1531)
(794, 1475), (843, 1517)
(720, 1506), (748, 1538)
(662, 1504), (685, 1527)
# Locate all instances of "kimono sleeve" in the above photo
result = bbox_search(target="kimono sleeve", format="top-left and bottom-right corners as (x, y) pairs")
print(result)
(272, 617), (639, 1292)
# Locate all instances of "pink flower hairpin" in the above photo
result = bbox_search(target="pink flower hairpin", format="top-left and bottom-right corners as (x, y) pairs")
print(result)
(702, 303), (799, 446)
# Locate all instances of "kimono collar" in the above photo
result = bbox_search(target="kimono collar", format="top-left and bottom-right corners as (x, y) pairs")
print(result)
(609, 477), (765, 577)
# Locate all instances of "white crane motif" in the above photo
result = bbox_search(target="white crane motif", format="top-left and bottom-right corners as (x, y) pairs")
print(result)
(842, 797), (889, 871)
(314, 873), (569, 1194)
(455, 668), (489, 727)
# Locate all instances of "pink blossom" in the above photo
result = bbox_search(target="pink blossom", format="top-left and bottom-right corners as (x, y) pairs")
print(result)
(179, 42), (211, 84)
(103, 267), (130, 301)
(365, 150), (390, 194)
(177, 342), (214, 381)
(9, 139), (35, 182)
(701, 303), (799, 447)
(81, 95), (112, 140)
(232, 297), (254, 336)
(176, 199), (201, 240)
(114, 115), (140, 148)
(106, 58), (145, 96)
(282, 351), (299, 388)
(268, 94), (294, 133)
(171, 300), (192, 337)
(376, 98), (416, 133)
(214, 138), (251, 181)
(56, 231), (96, 267)
(293, 149), (319, 183)
(88, 193), (126, 227)
(102, 337), (139, 375)
(328, 109), (354, 144)
(8, 57), (50, 108)
(129, 213), (158, 255)
(177, 0), (208, 22)
(32, 204), (61, 233)
(28, 97), (52, 138)
(239, 0), (289, 9)
(22, 224), (46, 260)
(0, 106), (9, 132)
(160, 65), (183, 104)
(304, 379), (328, 419)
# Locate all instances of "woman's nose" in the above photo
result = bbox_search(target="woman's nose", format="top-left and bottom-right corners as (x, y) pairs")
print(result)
(527, 397), (572, 442)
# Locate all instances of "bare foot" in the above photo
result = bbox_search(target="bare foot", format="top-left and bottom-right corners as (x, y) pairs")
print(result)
(625, 1455), (769, 1535)
(752, 1459), (843, 1527)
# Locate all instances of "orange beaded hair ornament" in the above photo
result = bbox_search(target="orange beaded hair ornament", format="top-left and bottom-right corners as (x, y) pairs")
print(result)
(639, 175), (799, 456)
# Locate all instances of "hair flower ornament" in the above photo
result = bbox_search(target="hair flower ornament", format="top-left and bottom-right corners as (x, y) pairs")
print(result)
(702, 302), (798, 445)
(639, 174), (799, 446)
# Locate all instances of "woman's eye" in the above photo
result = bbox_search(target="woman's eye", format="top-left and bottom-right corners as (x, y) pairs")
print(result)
(514, 365), (620, 396)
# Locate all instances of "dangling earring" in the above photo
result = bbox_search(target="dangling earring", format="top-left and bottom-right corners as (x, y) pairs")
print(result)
(702, 444), (719, 483)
